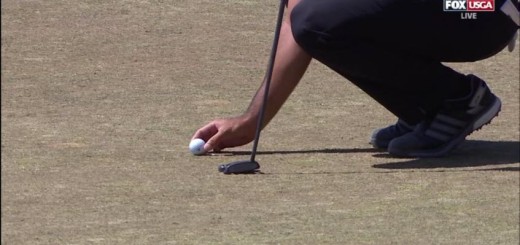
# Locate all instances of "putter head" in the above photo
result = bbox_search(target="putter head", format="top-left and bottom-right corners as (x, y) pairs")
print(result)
(218, 160), (260, 174)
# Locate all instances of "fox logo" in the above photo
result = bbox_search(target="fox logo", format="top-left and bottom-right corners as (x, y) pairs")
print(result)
(445, 0), (467, 10)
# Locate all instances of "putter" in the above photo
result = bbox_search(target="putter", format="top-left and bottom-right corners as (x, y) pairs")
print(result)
(218, 0), (287, 174)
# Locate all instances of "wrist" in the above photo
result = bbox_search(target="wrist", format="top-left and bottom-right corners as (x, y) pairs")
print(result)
(240, 111), (259, 129)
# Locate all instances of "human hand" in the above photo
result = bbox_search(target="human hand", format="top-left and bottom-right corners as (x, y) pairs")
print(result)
(191, 116), (257, 153)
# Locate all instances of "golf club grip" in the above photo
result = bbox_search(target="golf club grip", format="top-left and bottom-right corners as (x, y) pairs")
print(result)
(250, 0), (287, 162)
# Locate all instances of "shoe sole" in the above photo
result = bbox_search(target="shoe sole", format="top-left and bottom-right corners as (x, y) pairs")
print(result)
(389, 97), (501, 158)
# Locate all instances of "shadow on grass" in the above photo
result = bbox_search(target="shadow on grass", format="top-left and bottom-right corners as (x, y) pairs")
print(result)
(213, 148), (382, 156)
(210, 140), (519, 173)
(372, 140), (519, 171)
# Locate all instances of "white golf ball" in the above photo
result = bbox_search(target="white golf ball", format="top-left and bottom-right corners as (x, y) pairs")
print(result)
(189, 138), (206, 155)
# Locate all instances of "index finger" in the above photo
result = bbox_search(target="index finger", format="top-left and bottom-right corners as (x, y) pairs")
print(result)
(192, 122), (219, 142)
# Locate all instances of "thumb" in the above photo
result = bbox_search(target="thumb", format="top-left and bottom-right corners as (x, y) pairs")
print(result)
(204, 131), (225, 152)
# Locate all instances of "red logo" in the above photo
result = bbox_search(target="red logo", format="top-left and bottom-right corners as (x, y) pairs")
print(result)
(467, 0), (494, 11)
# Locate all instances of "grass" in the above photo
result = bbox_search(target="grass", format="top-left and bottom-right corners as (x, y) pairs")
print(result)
(2, 0), (519, 244)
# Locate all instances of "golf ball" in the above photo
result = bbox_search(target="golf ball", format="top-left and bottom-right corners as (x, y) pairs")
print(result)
(189, 138), (206, 155)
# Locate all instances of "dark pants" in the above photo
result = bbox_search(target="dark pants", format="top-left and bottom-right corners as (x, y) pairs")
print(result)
(291, 0), (518, 124)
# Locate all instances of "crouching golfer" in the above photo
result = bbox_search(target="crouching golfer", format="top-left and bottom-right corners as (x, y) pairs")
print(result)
(192, 0), (519, 157)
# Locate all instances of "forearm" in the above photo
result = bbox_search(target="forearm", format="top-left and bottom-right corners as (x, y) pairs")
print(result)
(244, 1), (311, 128)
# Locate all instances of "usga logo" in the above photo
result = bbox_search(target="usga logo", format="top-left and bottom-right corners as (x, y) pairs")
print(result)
(444, 0), (495, 11)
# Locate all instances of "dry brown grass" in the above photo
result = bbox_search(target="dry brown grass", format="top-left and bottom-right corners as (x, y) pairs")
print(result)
(2, 0), (519, 244)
